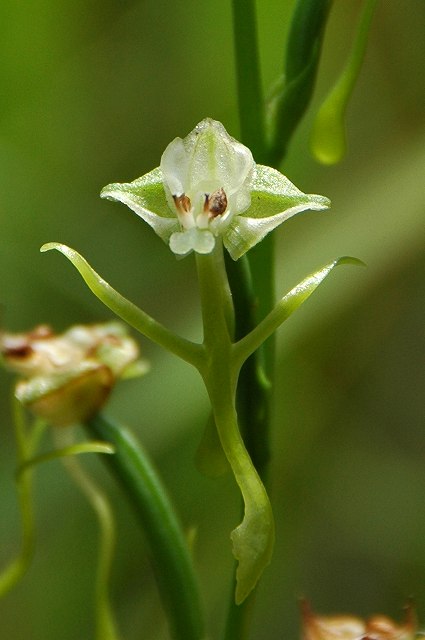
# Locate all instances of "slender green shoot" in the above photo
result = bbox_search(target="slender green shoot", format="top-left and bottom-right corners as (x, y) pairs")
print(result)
(53, 428), (121, 640)
(0, 399), (47, 597)
(311, 0), (378, 164)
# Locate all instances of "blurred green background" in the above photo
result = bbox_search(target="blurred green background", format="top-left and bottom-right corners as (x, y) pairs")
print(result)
(0, 1), (424, 638)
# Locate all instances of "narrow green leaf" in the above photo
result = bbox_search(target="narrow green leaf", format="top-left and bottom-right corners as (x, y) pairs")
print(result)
(17, 441), (115, 477)
(268, 0), (333, 165)
(234, 257), (365, 365)
(86, 414), (205, 640)
(311, 0), (378, 164)
(40, 243), (203, 368)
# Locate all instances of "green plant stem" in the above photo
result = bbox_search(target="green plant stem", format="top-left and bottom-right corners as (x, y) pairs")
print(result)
(232, 0), (266, 163)
(0, 473), (34, 597)
(54, 429), (120, 640)
(224, 253), (271, 473)
(85, 414), (205, 640)
(228, 1), (273, 635)
(0, 400), (45, 597)
(223, 591), (255, 640)
(17, 441), (115, 476)
(196, 244), (274, 607)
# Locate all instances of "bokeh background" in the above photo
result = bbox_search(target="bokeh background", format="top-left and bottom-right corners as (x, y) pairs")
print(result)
(0, 1), (424, 638)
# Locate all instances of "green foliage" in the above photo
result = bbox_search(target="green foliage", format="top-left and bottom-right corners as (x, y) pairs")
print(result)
(0, 0), (424, 639)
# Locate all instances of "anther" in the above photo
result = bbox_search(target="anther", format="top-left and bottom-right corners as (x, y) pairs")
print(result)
(172, 193), (192, 213)
(204, 188), (227, 217)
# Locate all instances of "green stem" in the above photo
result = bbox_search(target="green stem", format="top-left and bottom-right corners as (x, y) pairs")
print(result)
(228, 1), (274, 633)
(231, 0), (266, 163)
(223, 591), (255, 640)
(54, 429), (120, 640)
(0, 399), (44, 597)
(85, 414), (205, 640)
(196, 245), (274, 607)
(16, 441), (115, 476)
(224, 253), (271, 473)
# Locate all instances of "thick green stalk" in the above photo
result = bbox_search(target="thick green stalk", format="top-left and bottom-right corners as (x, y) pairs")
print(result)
(223, 593), (255, 640)
(269, 0), (333, 166)
(229, 0), (273, 488)
(224, 253), (271, 473)
(85, 414), (205, 640)
(228, 1), (272, 635)
(232, 0), (267, 163)
(227, 2), (335, 634)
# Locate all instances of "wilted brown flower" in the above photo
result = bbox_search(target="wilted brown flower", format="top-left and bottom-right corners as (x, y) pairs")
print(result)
(0, 321), (147, 426)
(301, 600), (417, 640)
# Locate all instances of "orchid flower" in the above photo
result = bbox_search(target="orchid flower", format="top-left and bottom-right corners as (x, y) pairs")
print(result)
(41, 118), (361, 605)
(101, 118), (330, 259)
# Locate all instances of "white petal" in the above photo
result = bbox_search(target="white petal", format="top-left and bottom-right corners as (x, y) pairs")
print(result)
(169, 228), (215, 255)
(160, 138), (189, 196)
(182, 119), (254, 202)
(169, 230), (194, 255)
(192, 229), (215, 254)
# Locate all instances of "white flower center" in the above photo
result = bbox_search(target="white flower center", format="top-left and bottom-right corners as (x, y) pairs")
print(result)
(171, 188), (229, 232)
(160, 118), (254, 255)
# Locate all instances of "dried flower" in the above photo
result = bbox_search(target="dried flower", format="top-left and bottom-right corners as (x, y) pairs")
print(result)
(0, 322), (147, 426)
(301, 600), (417, 640)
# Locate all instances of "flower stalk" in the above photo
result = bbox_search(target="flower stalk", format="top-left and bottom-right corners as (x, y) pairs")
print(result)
(195, 244), (274, 604)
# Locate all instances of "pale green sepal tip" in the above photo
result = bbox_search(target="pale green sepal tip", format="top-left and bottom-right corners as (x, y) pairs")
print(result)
(41, 242), (61, 253)
(100, 168), (179, 244)
(310, 0), (378, 165)
(310, 97), (347, 165)
(224, 164), (331, 260)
